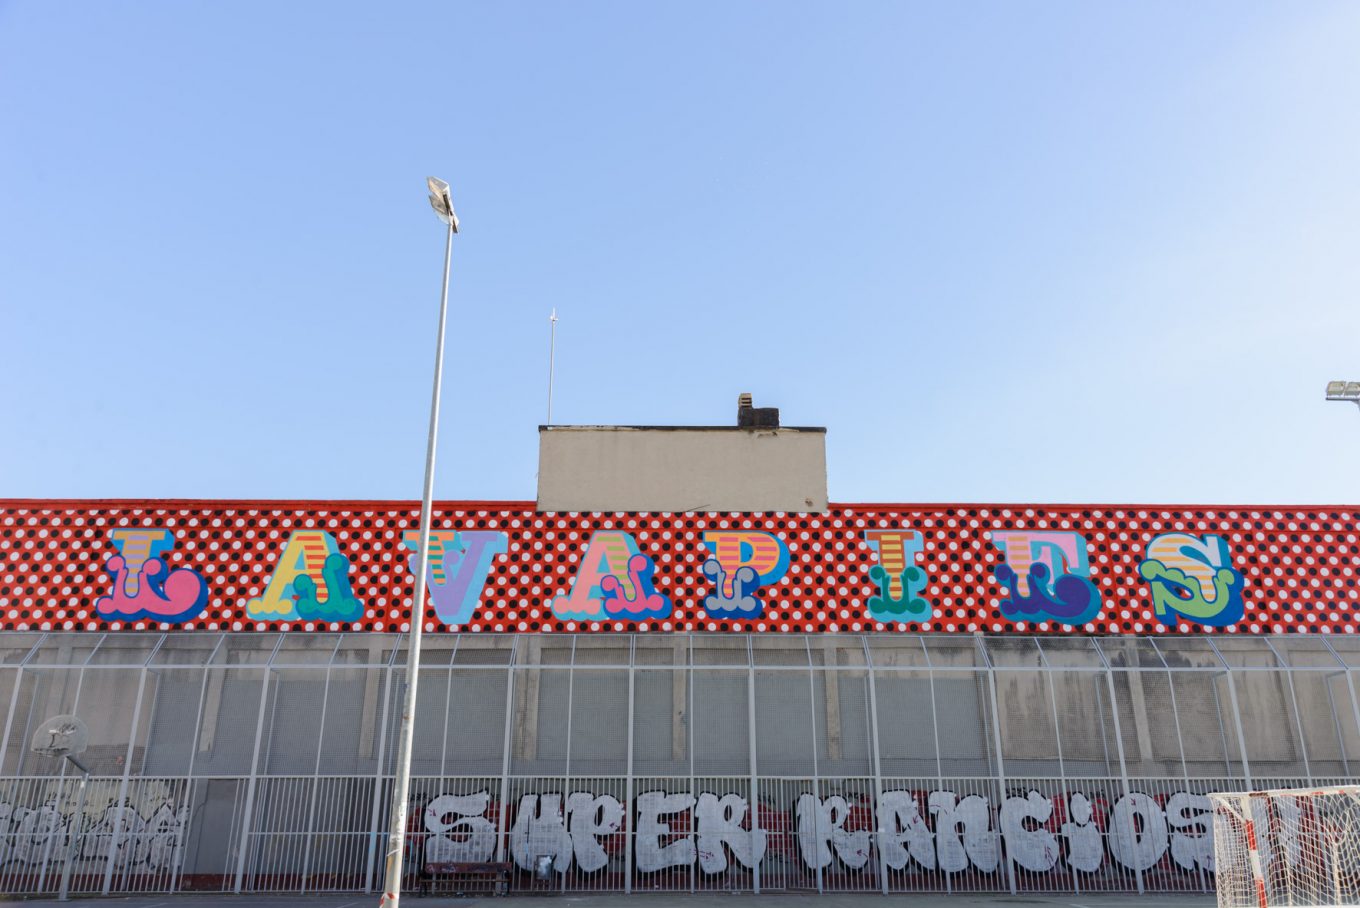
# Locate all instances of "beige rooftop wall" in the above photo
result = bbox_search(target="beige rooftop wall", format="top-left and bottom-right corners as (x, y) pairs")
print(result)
(536, 425), (828, 513)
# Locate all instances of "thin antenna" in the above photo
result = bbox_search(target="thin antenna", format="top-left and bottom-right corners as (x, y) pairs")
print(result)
(546, 308), (558, 424)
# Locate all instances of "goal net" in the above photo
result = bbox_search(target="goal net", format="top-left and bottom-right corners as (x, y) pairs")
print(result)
(1211, 786), (1360, 908)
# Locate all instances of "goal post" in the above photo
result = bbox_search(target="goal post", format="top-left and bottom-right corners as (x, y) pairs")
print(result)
(1211, 785), (1360, 908)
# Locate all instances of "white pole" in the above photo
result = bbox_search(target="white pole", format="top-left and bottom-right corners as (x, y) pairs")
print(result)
(547, 308), (558, 424)
(58, 757), (90, 902)
(378, 212), (455, 908)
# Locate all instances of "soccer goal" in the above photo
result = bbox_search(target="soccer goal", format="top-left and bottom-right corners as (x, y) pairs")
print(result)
(1211, 786), (1360, 908)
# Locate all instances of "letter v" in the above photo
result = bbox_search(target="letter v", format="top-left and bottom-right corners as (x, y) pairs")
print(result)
(403, 530), (508, 626)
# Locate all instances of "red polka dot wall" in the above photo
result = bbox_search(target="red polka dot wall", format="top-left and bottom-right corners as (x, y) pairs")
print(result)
(1, 499), (1356, 636)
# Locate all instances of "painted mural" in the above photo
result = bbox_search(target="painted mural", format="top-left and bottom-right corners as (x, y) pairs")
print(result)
(0, 784), (1221, 886)
(0, 501), (1356, 634)
(412, 786), (1220, 879)
(0, 796), (188, 874)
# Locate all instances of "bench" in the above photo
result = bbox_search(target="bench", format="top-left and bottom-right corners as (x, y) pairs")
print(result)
(421, 861), (512, 897)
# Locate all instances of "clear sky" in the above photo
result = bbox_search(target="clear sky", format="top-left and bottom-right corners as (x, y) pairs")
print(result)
(2, 1), (1359, 505)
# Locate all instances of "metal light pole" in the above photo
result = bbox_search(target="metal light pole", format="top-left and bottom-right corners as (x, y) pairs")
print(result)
(377, 177), (459, 908)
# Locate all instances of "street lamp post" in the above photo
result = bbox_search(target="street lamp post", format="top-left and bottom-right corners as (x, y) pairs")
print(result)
(1326, 381), (1360, 413)
(377, 177), (459, 908)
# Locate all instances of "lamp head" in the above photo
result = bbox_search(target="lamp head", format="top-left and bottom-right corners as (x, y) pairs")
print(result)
(1326, 381), (1360, 402)
(426, 176), (459, 232)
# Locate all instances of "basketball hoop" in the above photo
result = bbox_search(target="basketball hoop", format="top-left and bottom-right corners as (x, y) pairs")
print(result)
(30, 714), (88, 760)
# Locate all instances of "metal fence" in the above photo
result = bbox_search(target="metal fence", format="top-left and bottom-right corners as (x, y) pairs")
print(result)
(2, 631), (1359, 896)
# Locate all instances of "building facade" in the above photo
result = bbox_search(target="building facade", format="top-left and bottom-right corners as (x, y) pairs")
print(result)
(2, 495), (1358, 896)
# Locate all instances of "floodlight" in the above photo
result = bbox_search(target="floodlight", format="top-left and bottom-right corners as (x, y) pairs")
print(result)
(1326, 381), (1360, 402)
(1326, 380), (1360, 413)
(426, 176), (458, 232)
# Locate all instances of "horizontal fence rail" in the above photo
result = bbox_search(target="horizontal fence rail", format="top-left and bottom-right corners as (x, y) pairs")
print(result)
(1, 631), (1358, 895)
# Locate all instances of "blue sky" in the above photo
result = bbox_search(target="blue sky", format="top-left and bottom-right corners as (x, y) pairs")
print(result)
(2, 1), (1359, 505)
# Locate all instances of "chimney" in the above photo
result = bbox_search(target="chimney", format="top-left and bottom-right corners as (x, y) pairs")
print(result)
(737, 392), (780, 429)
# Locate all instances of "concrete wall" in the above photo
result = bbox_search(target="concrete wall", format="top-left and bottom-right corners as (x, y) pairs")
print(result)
(536, 425), (828, 513)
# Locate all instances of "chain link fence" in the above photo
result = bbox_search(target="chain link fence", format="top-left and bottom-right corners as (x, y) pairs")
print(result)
(2, 632), (1358, 895)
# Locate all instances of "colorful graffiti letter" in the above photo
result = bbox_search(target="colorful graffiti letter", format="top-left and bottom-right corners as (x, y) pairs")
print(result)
(95, 528), (209, 623)
(700, 531), (789, 618)
(862, 529), (930, 624)
(246, 530), (362, 622)
(402, 530), (508, 626)
(600, 553), (671, 621)
(989, 531), (1101, 625)
(551, 531), (644, 621)
(701, 558), (762, 618)
(1137, 533), (1245, 627)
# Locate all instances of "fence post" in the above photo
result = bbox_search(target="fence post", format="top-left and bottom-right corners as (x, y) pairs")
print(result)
(688, 640), (698, 895)
(494, 640), (517, 864)
(102, 659), (151, 894)
(233, 657), (277, 893)
(169, 636), (223, 894)
(1221, 669), (1253, 789)
(862, 641), (888, 895)
(0, 648), (37, 773)
(1322, 639), (1360, 773)
(1207, 641), (1254, 791)
(976, 637), (1017, 896)
(805, 639), (824, 894)
(1096, 653), (1142, 894)
(299, 650), (338, 893)
(561, 641), (576, 894)
(746, 638), (761, 894)
(1264, 638), (1312, 782)
(625, 638), (635, 895)
(1160, 659), (1210, 893)
(919, 640), (951, 895)
(1037, 646), (1077, 896)
(363, 650), (396, 892)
